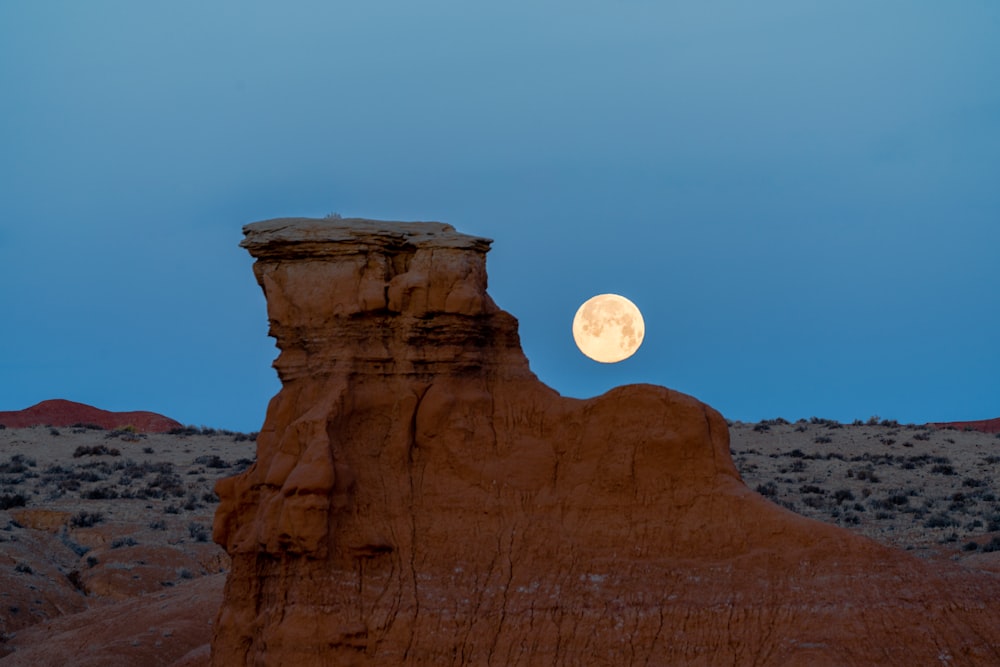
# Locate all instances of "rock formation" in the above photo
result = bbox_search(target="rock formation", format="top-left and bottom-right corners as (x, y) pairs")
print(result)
(929, 416), (1000, 434)
(0, 399), (181, 433)
(212, 217), (1000, 666)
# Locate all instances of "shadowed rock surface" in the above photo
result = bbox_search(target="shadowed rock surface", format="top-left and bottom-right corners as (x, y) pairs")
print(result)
(212, 217), (1000, 666)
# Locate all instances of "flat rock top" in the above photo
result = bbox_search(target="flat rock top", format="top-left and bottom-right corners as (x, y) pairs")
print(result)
(241, 217), (493, 254)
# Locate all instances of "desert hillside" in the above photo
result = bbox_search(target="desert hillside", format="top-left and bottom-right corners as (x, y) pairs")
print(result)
(1, 416), (997, 663)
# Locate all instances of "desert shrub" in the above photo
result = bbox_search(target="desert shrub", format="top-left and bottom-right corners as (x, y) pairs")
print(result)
(14, 562), (32, 574)
(931, 464), (956, 475)
(73, 445), (121, 458)
(188, 522), (209, 542)
(879, 438), (895, 446)
(756, 482), (778, 497)
(201, 491), (218, 503)
(833, 489), (855, 504)
(803, 496), (825, 509)
(913, 432), (930, 441)
(70, 511), (104, 528)
(111, 536), (138, 549)
(0, 494), (27, 510)
(982, 537), (1000, 553)
(885, 492), (911, 506)
(875, 511), (892, 520)
(149, 519), (168, 530)
(71, 422), (105, 430)
(143, 447), (154, 454)
(148, 472), (185, 497)
(855, 469), (880, 483)
(786, 460), (808, 473)
(753, 423), (770, 432)
(841, 513), (860, 525)
(814, 436), (832, 444)
(963, 541), (980, 552)
(178, 568), (194, 579)
(164, 504), (181, 514)
(924, 513), (957, 529)
(49, 428), (61, 436)
(962, 478), (985, 488)
(0, 456), (30, 474)
(183, 495), (200, 511)
(799, 485), (824, 495)
(59, 479), (81, 493)
(193, 455), (230, 468)
(84, 486), (119, 500)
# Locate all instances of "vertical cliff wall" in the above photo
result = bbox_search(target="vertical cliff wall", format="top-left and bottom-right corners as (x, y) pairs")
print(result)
(213, 217), (1000, 666)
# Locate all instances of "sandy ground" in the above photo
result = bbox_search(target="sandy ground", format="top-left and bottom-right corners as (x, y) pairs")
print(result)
(0, 425), (255, 663)
(0, 418), (998, 663)
(730, 418), (1000, 558)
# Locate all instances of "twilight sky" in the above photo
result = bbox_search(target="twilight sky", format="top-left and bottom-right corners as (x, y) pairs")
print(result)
(2, 1), (997, 432)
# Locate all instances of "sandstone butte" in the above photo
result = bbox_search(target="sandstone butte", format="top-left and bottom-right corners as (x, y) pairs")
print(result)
(212, 217), (1000, 666)
(0, 398), (181, 433)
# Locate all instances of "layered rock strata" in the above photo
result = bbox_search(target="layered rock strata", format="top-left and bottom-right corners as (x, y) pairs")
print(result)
(212, 217), (1000, 666)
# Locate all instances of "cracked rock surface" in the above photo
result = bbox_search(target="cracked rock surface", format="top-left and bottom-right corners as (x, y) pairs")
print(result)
(212, 217), (1000, 666)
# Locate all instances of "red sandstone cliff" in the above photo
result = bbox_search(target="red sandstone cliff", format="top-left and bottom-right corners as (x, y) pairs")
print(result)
(212, 218), (1000, 666)
(0, 399), (181, 433)
(929, 417), (1000, 434)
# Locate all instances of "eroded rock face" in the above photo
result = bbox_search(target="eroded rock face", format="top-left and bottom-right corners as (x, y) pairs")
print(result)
(212, 218), (1000, 666)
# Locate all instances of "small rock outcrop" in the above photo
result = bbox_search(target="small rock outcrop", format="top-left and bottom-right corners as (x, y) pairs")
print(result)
(0, 399), (181, 432)
(212, 218), (1000, 666)
(929, 417), (1000, 434)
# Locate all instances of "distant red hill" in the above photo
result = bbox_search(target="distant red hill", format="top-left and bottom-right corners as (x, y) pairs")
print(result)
(0, 399), (182, 433)
(928, 417), (1000, 434)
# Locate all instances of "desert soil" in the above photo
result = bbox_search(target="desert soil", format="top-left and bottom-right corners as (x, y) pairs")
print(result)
(0, 418), (998, 663)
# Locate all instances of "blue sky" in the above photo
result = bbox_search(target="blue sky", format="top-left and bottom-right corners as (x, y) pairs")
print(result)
(2, 1), (997, 432)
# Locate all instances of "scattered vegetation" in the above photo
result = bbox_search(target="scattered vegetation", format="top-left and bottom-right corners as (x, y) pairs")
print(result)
(73, 445), (121, 458)
(70, 511), (105, 528)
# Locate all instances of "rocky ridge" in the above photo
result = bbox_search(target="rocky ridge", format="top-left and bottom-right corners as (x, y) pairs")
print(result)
(0, 399), (182, 433)
(212, 217), (1000, 666)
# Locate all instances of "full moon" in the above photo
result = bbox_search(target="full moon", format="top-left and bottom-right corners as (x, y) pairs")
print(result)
(572, 294), (645, 363)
